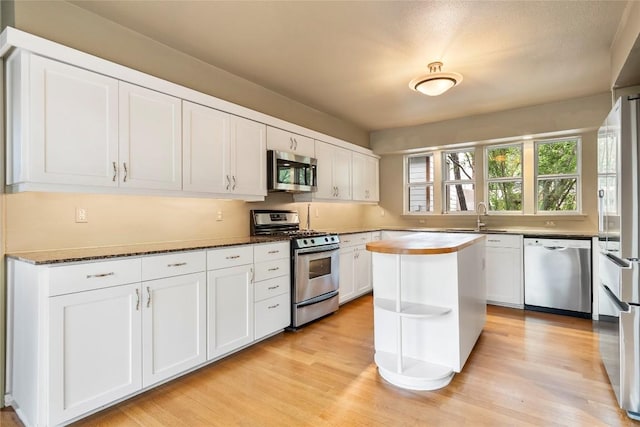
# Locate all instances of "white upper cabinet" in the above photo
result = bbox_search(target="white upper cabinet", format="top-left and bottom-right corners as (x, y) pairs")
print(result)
(266, 126), (315, 158)
(119, 82), (182, 191)
(183, 101), (266, 197)
(352, 152), (379, 202)
(8, 52), (119, 187)
(314, 141), (352, 200)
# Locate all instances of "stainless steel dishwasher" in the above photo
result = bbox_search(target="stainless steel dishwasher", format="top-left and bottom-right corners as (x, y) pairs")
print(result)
(524, 238), (591, 317)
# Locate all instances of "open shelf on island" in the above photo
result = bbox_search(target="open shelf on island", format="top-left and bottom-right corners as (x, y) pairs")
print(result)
(374, 298), (451, 318)
(374, 351), (454, 391)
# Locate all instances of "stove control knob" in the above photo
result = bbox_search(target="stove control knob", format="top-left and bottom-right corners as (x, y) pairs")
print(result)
(311, 239), (315, 244)
(303, 239), (308, 245)
(324, 237), (328, 242)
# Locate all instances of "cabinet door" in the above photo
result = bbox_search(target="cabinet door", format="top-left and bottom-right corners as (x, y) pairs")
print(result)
(486, 246), (523, 306)
(266, 127), (314, 158)
(339, 247), (355, 304)
(182, 101), (230, 193)
(142, 272), (206, 388)
(352, 152), (367, 201)
(230, 116), (266, 196)
(366, 156), (380, 202)
(354, 246), (372, 295)
(333, 146), (352, 200)
(119, 82), (182, 190)
(49, 283), (142, 425)
(207, 265), (254, 359)
(314, 141), (336, 199)
(28, 54), (119, 186)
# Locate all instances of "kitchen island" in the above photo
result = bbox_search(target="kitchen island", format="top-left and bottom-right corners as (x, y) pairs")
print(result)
(366, 233), (486, 390)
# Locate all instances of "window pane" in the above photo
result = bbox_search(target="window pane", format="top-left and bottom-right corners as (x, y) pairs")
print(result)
(487, 146), (521, 179)
(408, 155), (433, 183)
(445, 151), (474, 181)
(488, 181), (522, 211)
(408, 186), (433, 212)
(537, 140), (578, 175)
(445, 183), (475, 212)
(537, 178), (577, 211)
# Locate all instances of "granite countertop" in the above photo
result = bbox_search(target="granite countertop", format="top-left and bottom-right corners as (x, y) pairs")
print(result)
(7, 236), (289, 265)
(366, 233), (485, 255)
(330, 227), (596, 239)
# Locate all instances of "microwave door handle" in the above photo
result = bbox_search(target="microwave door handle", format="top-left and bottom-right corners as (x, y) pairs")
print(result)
(602, 284), (630, 312)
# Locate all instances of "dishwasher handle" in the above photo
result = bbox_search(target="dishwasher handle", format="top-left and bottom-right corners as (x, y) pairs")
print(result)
(543, 246), (566, 251)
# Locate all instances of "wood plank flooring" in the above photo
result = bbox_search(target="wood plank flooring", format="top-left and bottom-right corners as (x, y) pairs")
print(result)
(2, 295), (637, 426)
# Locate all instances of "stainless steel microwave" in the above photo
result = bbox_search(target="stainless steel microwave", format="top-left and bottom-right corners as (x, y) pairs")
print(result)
(267, 150), (317, 192)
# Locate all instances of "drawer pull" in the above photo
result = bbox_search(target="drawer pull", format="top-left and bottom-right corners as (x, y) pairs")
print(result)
(267, 250), (280, 254)
(487, 239), (500, 243)
(167, 262), (187, 267)
(267, 285), (280, 290)
(268, 267), (280, 272)
(86, 272), (115, 279)
(268, 304), (280, 309)
(225, 255), (241, 260)
(360, 237), (367, 241)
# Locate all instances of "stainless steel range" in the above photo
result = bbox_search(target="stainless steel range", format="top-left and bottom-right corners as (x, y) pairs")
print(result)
(250, 210), (340, 328)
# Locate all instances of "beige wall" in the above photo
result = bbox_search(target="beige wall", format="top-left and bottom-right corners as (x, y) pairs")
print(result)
(8, 0), (368, 148)
(366, 93), (613, 233)
(5, 192), (367, 252)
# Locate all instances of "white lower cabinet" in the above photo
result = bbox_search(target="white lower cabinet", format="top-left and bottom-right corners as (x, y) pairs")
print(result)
(142, 272), (207, 387)
(253, 241), (291, 339)
(485, 234), (524, 307)
(207, 264), (254, 360)
(49, 282), (142, 426)
(339, 232), (375, 304)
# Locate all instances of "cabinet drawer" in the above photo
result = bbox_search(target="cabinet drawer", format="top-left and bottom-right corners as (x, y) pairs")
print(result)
(255, 276), (289, 302)
(255, 293), (290, 340)
(254, 258), (289, 282)
(207, 245), (253, 270)
(141, 251), (205, 281)
(49, 258), (141, 296)
(254, 241), (289, 263)
(485, 234), (522, 248)
(340, 232), (371, 247)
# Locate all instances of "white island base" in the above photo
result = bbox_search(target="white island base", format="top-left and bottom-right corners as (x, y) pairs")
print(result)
(367, 233), (486, 391)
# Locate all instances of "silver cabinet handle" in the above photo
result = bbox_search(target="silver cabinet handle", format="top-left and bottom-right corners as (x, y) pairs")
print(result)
(112, 161), (117, 182)
(336, 187), (340, 197)
(268, 303), (280, 309)
(267, 250), (280, 254)
(146, 286), (151, 308)
(226, 175), (230, 190)
(167, 262), (187, 267)
(226, 255), (240, 259)
(289, 137), (294, 150)
(268, 285), (280, 290)
(232, 175), (236, 190)
(268, 267), (280, 272)
(135, 288), (140, 311)
(122, 162), (128, 182)
(86, 272), (114, 279)
(250, 267), (254, 283)
(293, 138), (298, 150)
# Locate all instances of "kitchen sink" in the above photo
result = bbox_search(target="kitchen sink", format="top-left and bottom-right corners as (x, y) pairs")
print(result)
(444, 228), (509, 233)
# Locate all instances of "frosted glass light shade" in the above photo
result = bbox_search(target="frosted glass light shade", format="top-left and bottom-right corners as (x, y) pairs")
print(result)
(409, 62), (462, 96)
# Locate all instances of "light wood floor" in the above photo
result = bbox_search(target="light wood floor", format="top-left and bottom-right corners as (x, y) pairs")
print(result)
(2, 295), (637, 426)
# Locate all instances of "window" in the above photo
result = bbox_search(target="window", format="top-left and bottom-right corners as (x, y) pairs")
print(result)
(406, 154), (434, 213)
(486, 144), (522, 212)
(535, 137), (580, 212)
(443, 149), (475, 212)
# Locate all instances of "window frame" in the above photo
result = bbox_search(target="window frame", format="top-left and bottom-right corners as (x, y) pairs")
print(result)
(484, 143), (523, 214)
(534, 136), (582, 214)
(404, 152), (435, 215)
(442, 148), (476, 214)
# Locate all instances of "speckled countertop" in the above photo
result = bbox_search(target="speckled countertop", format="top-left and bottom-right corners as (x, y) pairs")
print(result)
(7, 236), (288, 265)
(7, 227), (596, 265)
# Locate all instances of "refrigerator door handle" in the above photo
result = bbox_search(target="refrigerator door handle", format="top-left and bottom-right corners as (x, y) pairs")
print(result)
(605, 252), (632, 268)
(602, 283), (630, 312)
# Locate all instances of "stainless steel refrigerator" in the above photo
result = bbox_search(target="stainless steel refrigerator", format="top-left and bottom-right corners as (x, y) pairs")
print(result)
(597, 94), (640, 420)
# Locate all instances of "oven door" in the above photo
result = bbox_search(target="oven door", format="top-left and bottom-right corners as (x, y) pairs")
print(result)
(294, 247), (339, 303)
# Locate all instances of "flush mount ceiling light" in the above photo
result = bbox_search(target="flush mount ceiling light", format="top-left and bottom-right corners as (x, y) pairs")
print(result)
(409, 61), (463, 96)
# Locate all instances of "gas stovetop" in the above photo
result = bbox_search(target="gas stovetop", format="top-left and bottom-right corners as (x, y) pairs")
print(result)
(250, 210), (340, 249)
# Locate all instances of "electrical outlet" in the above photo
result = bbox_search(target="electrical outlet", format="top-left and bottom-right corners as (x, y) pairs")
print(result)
(315, 208), (319, 218)
(545, 220), (555, 227)
(75, 207), (88, 223)
(380, 208), (385, 217)
(216, 210), (223, 221)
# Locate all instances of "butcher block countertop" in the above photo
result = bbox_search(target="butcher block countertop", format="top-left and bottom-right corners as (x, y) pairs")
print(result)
(366, 233), (485, 255)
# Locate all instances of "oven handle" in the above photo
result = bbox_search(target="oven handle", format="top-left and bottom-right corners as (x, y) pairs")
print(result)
(295, 244), (340, 255)
(602, 283), (630, 312)
(296, 290), (339, 308)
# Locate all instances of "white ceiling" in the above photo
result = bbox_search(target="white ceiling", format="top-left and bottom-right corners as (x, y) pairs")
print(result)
(70, 1), (632, 132)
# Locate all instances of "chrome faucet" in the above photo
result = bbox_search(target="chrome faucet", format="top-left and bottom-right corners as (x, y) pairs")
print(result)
(476, 202), (487, 231)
